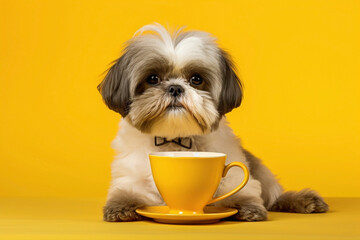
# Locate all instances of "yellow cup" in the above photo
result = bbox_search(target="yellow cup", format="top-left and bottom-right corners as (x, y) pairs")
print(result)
(149, 152), (249, 214)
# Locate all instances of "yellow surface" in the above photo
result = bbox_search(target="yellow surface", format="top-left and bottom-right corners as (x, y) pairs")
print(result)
(1, 0), (360, 200)
(0, 198), (359, 239)
(149, 152), (249, 213)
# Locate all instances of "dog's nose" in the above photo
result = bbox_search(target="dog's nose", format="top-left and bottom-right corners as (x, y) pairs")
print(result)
(168, 85), (184, 97)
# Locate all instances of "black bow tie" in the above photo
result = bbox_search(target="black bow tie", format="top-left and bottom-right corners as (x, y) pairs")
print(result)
(154, 136), (192, 149)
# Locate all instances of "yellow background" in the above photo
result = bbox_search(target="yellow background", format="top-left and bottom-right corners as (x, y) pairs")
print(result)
(0, 0), (359, 199)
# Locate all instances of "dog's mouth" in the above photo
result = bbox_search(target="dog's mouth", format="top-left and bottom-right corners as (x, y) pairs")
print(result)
(166, 99), (184, 110)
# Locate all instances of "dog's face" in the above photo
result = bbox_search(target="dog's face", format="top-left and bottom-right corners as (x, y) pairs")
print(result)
(98, 24), (242, 139)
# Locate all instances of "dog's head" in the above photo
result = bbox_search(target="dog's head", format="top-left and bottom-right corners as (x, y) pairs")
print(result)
(98, 24), (242, 139)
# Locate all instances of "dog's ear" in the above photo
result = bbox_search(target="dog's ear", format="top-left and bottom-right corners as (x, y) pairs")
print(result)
(97, 54), (131, 117)
(218, 50), (243, 115)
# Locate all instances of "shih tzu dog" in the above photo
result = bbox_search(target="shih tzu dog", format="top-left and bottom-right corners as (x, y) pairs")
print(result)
(98, 23), (328, 222)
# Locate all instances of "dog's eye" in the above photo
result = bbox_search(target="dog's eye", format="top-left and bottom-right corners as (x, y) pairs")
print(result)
(146, 74), (160, 85)
(190, 74), (203, 86)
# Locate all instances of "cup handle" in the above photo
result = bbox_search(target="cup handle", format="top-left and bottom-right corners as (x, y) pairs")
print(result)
(207, 161), (249, 205)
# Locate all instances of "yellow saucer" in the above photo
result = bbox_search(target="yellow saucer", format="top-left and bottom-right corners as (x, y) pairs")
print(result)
(136, 206), (238, 224)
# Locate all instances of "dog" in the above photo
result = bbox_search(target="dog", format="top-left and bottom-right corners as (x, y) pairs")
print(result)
(98, 23), (328, 221)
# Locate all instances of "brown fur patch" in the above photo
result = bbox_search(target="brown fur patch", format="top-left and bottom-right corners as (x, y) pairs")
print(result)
(243, 149), (283, 209)
(103, 190), (147, 222)
(269, 189), (329, 213)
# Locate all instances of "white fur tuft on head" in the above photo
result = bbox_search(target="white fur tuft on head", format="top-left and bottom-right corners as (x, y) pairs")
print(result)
(134, 23), (177, 52)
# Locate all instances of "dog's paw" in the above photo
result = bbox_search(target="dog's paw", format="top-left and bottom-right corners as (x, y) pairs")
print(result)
(230, 203), (268, 221)
(270, 189), (329, 213)
(295, 190), (329, 213)
(103, 202), (144, 222)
